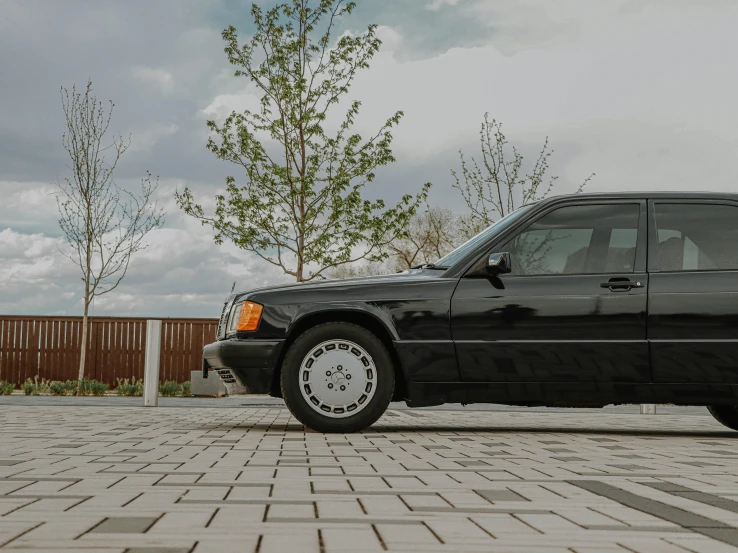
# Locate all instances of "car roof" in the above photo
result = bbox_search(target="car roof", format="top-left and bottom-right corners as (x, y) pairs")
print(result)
(539, 191), (738, 203)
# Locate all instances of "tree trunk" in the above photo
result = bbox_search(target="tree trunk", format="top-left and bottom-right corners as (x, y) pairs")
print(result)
(297, 196), (305, 282)
(78, 295), (89, 382)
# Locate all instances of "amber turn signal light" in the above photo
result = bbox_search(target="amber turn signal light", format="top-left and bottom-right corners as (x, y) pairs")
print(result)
(236, 301), (263, 332)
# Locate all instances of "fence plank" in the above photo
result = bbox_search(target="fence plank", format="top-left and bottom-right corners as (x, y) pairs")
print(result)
(0, 316), (218, 386)
(11, 320), (19, 384)
(158, 321), (167, 382)
(51, 320), (60, 381)
(67, 320), (78, 381)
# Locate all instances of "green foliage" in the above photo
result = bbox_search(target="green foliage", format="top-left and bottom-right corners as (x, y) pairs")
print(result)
(181, 381), (191, 397)
(49, 380), (69, 396)
(90, 380), (109, 396)
(22, 376), (50, 396)
(115, 378), (143, 396)
(14, 377), (182, 398)
(176, 0), (429, 281)
(27, 378), (109, 396)
(74, 380), (88, 396)
(452, 114), (594, 237)
(159, 380), (181, 397)
(78, 379), (109, 396)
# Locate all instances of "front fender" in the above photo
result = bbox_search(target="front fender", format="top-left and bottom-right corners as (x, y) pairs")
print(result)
(286, 302), (400, 341)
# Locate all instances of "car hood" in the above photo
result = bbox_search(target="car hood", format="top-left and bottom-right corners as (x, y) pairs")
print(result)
(232, 268), (444, 301)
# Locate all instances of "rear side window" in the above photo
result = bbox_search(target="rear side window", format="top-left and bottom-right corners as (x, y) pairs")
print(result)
(654, 203), (738, 271)
(503, 204), (640, 275)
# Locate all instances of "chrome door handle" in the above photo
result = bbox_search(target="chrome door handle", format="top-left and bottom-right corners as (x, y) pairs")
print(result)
(600, 280), (643, 290)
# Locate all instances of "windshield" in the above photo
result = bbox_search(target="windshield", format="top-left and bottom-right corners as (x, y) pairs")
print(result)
(434, 204), (535, 268)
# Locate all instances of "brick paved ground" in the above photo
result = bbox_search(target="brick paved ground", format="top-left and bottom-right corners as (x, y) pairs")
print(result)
(2, 403), (738, 552)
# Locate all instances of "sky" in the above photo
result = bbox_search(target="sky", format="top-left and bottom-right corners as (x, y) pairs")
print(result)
(1, 0), (737, 318)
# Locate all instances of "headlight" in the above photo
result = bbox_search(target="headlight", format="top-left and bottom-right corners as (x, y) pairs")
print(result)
(227, 301), (264, 333)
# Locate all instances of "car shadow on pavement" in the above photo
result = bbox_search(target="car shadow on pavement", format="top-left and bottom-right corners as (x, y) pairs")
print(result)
(203, 421), (738, 437)
(365, 426), (738, 437)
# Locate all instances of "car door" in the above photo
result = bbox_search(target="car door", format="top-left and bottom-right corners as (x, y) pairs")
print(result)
(451, 199), (649, 384)
(648, 199), (738, 384)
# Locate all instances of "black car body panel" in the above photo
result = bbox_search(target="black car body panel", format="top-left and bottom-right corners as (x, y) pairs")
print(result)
(203, 340), (282, 394)
(205, 192), (738, 408)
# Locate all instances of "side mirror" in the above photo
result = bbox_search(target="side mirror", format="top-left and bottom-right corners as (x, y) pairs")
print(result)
(487, 252), (512, 275)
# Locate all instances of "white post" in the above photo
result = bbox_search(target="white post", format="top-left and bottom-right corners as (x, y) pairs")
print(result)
(143, 319), (162, 407)
(640, 404), (656, 415)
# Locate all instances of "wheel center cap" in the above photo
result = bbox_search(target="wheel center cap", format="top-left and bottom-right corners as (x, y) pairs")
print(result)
(330, 372), (346, 386)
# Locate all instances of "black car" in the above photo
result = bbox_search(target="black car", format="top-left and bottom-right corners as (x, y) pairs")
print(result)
(203, 192), (738, 433)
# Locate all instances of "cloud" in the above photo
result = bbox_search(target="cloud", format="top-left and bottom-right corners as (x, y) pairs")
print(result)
(618, 0), (737, 14)
(0, 181), (61, 235)
(460, 0), (583, 56)
(2, 0), (738, 318)
(0, 217), (290, 317)
(130, 66), (175, 94)
(426, 0), (463, 11)
(127, 122), (180, 154)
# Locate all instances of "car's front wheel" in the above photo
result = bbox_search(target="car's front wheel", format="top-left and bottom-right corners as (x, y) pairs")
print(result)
(707, 405), (738, 431)
(280, 322), (395, 433)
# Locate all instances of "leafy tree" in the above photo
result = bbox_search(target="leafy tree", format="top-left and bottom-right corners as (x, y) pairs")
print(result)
(56, 81), (164, 381)
(177, 0), (429, 282)
(453, 113), (594, 237)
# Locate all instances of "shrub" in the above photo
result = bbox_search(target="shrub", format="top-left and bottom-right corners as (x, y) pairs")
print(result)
(49, 380), (67, 396)
(181, 381), (191, 397)
(159, 380), (181, 397)
(22, 376), (50, 395)
(25, 378), (110, 397)
(88, 380), (109, 396)
(0, 381), (15, 395)
(115, 377), (143, 396)
(77, 378), (109, 396)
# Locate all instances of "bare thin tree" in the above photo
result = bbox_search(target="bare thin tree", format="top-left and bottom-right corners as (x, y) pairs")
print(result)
(453, 113), (594, 237)
(326, 260), (388, 279)
(327, 204), (462, 277)
(56, 80), (164, 382)
(387, 205), (461, 271)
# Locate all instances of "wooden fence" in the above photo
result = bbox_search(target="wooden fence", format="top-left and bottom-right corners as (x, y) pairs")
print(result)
(0, 316), (218, 386)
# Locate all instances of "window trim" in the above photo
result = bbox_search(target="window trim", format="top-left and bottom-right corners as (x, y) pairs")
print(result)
(648, 199), (738, 274)
(464, 199), (647, 278)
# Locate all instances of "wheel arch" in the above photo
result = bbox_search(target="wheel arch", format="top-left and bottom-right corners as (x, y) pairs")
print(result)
(269, 308), (407, 402)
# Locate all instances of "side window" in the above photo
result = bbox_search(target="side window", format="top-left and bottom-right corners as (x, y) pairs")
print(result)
(655, 203), (738, 271)
(503, 204), (640, 276)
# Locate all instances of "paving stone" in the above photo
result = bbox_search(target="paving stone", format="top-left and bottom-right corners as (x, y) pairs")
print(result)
(552, 456), (587, 462)
(125, 547), (192, 553)
(475, 488), (529, 502)
(90, 516), (159, 534)
(2, 404), (738, 552)
(643, 482), (738, 514)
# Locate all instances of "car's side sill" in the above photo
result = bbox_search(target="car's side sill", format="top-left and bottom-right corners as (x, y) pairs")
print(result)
(404, 381), (738, 408)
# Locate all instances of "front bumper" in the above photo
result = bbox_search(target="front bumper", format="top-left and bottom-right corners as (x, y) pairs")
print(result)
(203, 339), (284, 395)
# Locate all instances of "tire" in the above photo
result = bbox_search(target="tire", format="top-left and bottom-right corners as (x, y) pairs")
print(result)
(281, 322), (395, 433)
(707, 405), (738, 431)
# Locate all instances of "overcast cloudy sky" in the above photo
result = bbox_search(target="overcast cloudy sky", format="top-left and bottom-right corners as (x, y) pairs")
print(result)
(1, 0), (737, 318)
